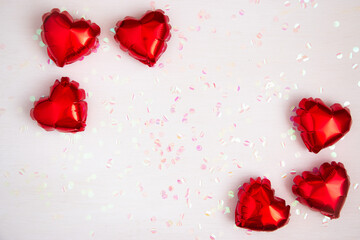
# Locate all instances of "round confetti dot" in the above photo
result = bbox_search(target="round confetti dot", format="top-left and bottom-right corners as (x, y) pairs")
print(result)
(331, 152), (337, 158)
(357, 81), (360, 87)
(333, 21), (340, 28)
(29, 96), (36, 102)
(353, 47), (359, 53)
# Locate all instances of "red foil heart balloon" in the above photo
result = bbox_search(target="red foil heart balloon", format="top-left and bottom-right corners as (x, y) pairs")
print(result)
(30, 77), (87, 132)
(292, 161), (350, 219)
(41, 8), (101, 67)
(114, 10), (171, 67)
(235, 177), (290, 231)
(293, 98), (352, 153)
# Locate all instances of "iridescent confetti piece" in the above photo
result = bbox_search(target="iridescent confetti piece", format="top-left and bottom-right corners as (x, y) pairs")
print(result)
(322, 216), (330, 226)
(164, 4), (171, 11)
(228, 191), (234, 198)
(291, 200), (299, 207)
(293, 23), (300, 32)
(282, 23), (289, 30)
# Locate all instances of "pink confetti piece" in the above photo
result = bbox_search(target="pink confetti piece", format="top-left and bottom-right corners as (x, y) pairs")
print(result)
(106, 159), (113, 168)
(161, 190), (168, 199)
(177, 178), (185, 184)
(164, 4), (171, 11)
(178, 43), (183, 50)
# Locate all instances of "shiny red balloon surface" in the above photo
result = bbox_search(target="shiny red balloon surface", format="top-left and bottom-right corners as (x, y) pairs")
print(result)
(235, 177), (290, 231)
(292, 161), (350, 219)
(293, 98), (352, 153)
(41, 8), (101, 67)
(30, 77), (87, 132)
(114, 10), (171, 67)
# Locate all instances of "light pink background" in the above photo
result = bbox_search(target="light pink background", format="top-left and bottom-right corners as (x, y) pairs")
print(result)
(0, 0), (359, 239)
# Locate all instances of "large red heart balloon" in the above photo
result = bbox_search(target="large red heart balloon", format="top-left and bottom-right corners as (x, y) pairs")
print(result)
(293, 98), (352, 153)
(41, 8), (101, 67)
(235, 177), (290, 231)
(292, 161), (350, 219)
(114, 10), (171, 67)
(30, 77), (87, 133)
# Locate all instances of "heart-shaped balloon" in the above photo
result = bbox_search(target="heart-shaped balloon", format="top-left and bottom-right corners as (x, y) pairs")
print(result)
(114, 10), (171, 67)
(293, 98), (352, 153)
(41, 8), (101, 67)
(292, 161), (350, 219)
(235, 177), (290, 231)
(30, 77), (87, 132)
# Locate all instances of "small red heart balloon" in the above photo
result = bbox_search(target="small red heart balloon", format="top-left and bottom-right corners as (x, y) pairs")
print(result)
(30, 77), (87, 133)
(41, 8), (101, 67)
(293, 98), (352, 153)
(292, 161), (350, 219)
(114, 10), (171, 67)
(235, 177), (290, 231)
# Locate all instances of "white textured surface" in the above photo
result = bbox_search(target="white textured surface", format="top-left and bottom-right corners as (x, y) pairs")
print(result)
(0, 0), (360, 239)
